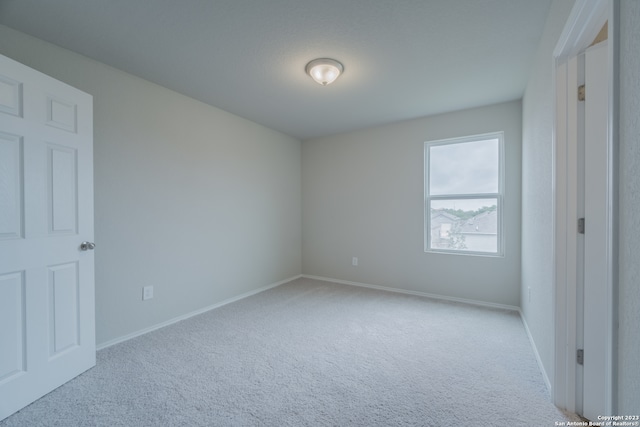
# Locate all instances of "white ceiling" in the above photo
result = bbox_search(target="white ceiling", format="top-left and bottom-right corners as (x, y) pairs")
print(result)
(0, 0), (552, 140)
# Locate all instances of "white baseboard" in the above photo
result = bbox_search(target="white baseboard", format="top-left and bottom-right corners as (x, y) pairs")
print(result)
(519, 310), (552, 393)
(301, 274), (520, 312)
(96, 275), (302, 351)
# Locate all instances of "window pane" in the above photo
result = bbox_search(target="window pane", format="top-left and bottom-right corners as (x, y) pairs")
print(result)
(429, 138), (499, 195)
(429, 198), (498, 253)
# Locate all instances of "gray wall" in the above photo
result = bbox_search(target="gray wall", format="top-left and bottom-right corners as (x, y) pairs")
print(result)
(0, 25), (302, 346)
(618, 0), (640, 413)
(520, 0), (575, 387)
(302, 101), (522, 306)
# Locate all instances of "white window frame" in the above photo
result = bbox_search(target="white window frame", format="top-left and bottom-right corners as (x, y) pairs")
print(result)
(424, 131), (505, 257)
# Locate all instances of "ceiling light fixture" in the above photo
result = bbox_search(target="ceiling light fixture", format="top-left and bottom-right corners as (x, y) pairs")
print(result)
(305, 58), (344, 86)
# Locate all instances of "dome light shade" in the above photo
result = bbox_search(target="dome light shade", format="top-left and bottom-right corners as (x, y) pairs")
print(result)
(305, 58), (344, 86)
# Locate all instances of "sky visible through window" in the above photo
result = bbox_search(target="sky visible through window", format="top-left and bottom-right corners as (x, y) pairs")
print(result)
(429, 138), (499, 197)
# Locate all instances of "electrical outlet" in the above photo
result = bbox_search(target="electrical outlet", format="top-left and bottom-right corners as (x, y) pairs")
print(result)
(352, 257), (358, 266)
(143, 286), (154, 301)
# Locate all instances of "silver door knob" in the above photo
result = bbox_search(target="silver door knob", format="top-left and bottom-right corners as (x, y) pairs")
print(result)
(80, 241), (96, 251)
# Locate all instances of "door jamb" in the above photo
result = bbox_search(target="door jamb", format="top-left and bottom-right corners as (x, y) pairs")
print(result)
(552, 0), (619, 414)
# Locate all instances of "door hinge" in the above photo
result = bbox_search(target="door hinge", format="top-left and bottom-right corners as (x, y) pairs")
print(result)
(578, 84), (586, 101)
(577, 349), (584, 365)
(578, 218), (585, 234)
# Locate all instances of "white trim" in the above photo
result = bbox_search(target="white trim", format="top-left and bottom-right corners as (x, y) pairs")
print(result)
(606, 1), (620, 410)
(424, 131), (505, 257)
(521, 311), (552, 392)
(96, 275), (302, 351)
(552, 56), (567, 406)
(301, 274), (519, 312)
(554, 0), (609, 60)
(552, 0), (617, 415)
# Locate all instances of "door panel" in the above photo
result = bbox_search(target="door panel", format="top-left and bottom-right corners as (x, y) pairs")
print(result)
(48, 144), (78, 234)
(0, 75), (22, 116)
(582, 40), (609, 421)
(0, 271), (25, 382)
(0, 132), (23, 239)
(0, 54), (94, 421)
(46, 96), (77, 133)
(48, 262), (80, 356)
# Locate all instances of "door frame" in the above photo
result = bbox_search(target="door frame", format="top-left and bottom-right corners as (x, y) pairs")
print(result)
(552, 0), (618, 414)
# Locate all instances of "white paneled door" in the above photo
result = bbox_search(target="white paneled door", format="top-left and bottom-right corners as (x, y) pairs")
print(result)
(0, 54), (95, 420)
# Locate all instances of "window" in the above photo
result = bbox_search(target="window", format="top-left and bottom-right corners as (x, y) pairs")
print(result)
(424, 132), (504, 256)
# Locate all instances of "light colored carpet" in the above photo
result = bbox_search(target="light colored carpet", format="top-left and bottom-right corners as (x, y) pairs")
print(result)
(1, 278), (580, 426)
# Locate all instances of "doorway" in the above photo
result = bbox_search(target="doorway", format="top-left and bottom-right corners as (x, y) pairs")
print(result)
(553, 0), (618, 418)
